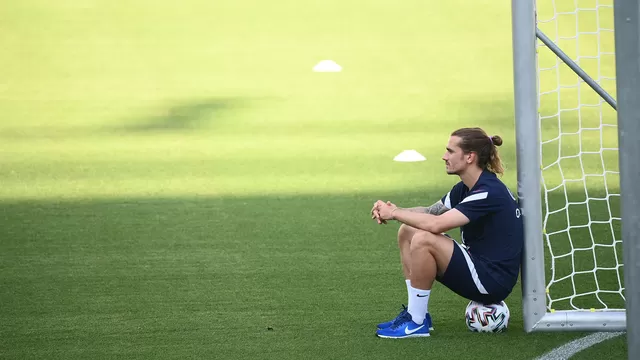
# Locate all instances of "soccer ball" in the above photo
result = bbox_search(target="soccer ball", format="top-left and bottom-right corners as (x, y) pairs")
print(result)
(464, 300), (510, 333)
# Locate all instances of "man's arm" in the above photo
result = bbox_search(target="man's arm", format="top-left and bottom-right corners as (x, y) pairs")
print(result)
(391, 208), (470, 234)
(376, 200), (469, 233)
(401, 200), (450, 216)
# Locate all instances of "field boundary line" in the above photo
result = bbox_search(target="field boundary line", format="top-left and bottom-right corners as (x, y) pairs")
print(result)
(535, 331), (625, 360)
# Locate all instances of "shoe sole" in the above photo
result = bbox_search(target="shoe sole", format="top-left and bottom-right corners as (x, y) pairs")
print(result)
(376, 333), (431, 339)
(377, 326), (434, 331)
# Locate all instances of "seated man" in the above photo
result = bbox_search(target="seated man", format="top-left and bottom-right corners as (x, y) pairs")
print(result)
(371, 127), (524, 339)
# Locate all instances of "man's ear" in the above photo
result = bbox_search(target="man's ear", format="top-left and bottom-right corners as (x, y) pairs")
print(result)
(466, 152), (476, 164)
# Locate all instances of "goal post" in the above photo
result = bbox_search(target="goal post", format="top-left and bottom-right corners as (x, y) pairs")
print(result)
(613, 0), (640, 358)
(511, 0), (546, 333)
(512, 0), (627, 332)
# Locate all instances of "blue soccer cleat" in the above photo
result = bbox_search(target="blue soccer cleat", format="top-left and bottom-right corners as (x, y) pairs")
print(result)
(377, 305), (434, 331)
(376, 311), (430, 339)
(377, 305), (408, 330)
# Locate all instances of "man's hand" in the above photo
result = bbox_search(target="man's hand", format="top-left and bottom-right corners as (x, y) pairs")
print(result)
(371, 200), (387, 224)
(377, 201), (398, 221)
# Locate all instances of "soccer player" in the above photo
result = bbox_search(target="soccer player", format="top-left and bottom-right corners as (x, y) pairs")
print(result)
(371, 127), (524, 339)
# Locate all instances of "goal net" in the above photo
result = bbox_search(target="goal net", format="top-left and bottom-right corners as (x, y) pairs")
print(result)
(535, 0), (624, 317)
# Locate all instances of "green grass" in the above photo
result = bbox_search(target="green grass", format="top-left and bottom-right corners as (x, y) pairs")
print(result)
(0, 0), (626, 359)
(0, 195), (599, 359)
(572, 334), (628, 360)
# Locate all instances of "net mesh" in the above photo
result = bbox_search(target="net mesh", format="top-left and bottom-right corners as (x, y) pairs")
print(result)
(535, 0), (624, 312)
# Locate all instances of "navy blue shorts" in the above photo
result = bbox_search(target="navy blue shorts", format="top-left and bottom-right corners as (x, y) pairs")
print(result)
(435, 240), (511, 304)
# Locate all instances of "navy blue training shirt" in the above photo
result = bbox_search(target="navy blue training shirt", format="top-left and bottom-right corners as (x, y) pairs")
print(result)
(440, 170), (524, 290)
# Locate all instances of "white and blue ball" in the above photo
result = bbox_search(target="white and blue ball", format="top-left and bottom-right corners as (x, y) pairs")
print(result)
(464, 300), (510, 333)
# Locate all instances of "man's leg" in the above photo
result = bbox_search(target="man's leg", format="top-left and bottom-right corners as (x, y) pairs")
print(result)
(398, 224), (418, 279)
(377, 230), (454, 338)
(409, 230), (455, 289)
(405, 231), (454, 325)
(398, 224), (420, 305)
(376, 224), (419, 330)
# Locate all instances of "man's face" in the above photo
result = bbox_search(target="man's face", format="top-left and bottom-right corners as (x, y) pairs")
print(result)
(442, 136), (469, 175)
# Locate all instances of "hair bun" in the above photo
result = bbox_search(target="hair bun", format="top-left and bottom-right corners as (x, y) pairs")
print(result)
(490, 135), (503, 146)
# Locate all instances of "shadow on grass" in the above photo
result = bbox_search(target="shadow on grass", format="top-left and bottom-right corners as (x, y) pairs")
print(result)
(115, 97), (253, 133)
(0, 97), (268, 139)
(0, 188), (621, 359)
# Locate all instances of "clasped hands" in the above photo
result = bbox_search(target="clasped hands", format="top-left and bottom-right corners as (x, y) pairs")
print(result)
(371, 200), (398, 225)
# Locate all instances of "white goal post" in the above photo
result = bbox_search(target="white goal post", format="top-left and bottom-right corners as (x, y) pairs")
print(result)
(511, 0), (630, 333)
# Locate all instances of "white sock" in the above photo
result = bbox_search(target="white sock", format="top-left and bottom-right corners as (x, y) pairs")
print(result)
(408, 286), (430, 324)
(405, 279), (412, 305)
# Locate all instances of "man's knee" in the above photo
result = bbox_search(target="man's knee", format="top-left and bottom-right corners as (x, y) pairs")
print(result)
(409, 230), (439, 251)
(398, 224), (418, 245)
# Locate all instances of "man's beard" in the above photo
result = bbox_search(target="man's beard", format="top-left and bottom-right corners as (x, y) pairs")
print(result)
(445, 163), (459, 175)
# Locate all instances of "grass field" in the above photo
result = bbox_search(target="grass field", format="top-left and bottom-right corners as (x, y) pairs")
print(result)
(0, 0), (627, 359)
